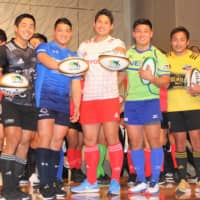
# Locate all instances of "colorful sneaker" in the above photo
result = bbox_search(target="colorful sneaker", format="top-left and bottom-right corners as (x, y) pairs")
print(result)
(195, 180), (200, 193)
(128, 181), (147, 193)
(71, 179), (99, 193)
(175, 179), (191, 195)
(145, 181), (160, 195)
(107, 179), (120, 195)
(158, 172), (165, 185)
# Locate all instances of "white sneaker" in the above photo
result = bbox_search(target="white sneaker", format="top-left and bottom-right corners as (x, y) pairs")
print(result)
(29, 173), (40, 186)
(145, 182), (159, 195)
(128, 181), (147, 193)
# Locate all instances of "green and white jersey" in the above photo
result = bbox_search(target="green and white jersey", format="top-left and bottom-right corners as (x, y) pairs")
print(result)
(126, 45), (169, 101)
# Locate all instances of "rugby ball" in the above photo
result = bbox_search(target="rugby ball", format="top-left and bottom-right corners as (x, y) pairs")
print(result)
(58, 57), (88, 76)
(141, 57), (156, 84)
(185, 68), (200, 87)
(0, 73), (29, 95)
(99, 51), (130, 71)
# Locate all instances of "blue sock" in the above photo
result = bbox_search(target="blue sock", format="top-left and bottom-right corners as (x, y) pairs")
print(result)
(57, 149), (64, 181)
(49, 149), (60, 185)
(131, 149), (145, 182)
(151, 147), (163, 183)
(36, 148), (50, 186)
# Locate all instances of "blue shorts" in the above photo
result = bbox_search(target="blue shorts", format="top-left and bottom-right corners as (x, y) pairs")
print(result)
(124, 99), (162, 125)
(37, 107), (70, 127)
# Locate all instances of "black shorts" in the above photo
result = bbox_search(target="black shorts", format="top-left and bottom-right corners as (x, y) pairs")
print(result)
(161, 112), (169, 129)
(69, 122), (82, 132)
(37, 107), (70, 127)
(168, 110), (200, 132)
(2, 100), (37, 131)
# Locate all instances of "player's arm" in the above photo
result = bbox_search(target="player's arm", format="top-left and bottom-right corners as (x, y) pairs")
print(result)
(149, 74), (170, 88)
(37, 52), (59, 70)
(70, 79), (81, 122)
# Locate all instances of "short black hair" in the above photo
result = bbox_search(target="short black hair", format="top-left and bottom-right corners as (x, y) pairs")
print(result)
(133, 18), (152, 30)
(170, 26), (190, 40)
(31, 33), (47, 43)
(54, 18), (72, 29)
(95, 8), (114, 24)
(14, 13), (36, 27)
(0, 29), (7, 42)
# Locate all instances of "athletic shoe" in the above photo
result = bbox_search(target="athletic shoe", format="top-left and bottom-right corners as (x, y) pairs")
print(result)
(71, 179), (99, 193)
(39, 184), (56, 200)
(195, 180), (200, 193)
(175, 179), (191, 195)
(71, 193), (100, 200)
(159, 172), (166, 185)
(71, 169), (85, 183)
(29, 173), (40, 187)
(19, 175), (29, 186)
(97, 174), (110, 185)
(127, 173), (137, 186)
(1, 188), (31, 200)
(145, 181), (160, 195)
(128, 181), (147, 193)
(107, 179), (120, 195)
(53, 180), (66, 199)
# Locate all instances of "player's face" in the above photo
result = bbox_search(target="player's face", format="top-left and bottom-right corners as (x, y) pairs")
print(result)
(15, 18), (35, 41)
(133, 24), (153, 49)
(93, 15), (113, 38)
(29, 38), (41, 49)
(54, 23), (72, 47)
(171, 31), (189, 55)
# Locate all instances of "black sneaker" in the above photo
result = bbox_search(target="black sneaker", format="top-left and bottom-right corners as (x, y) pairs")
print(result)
(2, 188), (31, 200)
(71, 168), (85, 183)
(159, 172), (166, 185)
(53, 180), (66, 199)
(19, 175), (29, 186)
(127, 173), (137, 186)
(97, 174), (110, 185)
(39, 185), (55, 200)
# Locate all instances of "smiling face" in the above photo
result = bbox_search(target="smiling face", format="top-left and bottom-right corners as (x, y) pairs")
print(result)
(54, 23), (72, 48)
(170, 31), (189, 56)
(133, 24), (153, 51)
(15, 17), (35, 42)
(93, 14), (113, 40)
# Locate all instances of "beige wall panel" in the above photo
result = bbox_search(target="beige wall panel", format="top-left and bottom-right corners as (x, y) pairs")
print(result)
(79, 0), (122, 11)
(175, 0), (200, 47)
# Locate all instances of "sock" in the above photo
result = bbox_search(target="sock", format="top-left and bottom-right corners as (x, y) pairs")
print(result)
(36, 148), (50, 186)
(84, 145), (99, 184)
(144, 148), (151, 178)
(14, 156), (27, 184)
(25, 147), (36, 179)
(171, 144), (177, 169)
(131, 149), (145, 182)
(75, 149), (82, 170)
(193, 151), (200, 180)
(127, 150), (135, 174)
(151, 147), (163, 183)
(49, 149), (60, 185)
(176, 151), (187, 180)
(57, 149), (64, 181)
(108, 142), (123, 182)
(97, 144), (107, 178)
(67, 148), (77, 169)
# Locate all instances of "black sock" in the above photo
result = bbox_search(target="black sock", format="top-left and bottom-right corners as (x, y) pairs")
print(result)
(193, 151), (200, 180)
(176, 151), (187, 180)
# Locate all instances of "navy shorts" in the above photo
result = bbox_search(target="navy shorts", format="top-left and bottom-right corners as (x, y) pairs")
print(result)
(124, 99), (162, 125)
(37, 107), (70, 127)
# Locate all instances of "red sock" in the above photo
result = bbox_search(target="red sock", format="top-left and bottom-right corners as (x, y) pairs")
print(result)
(127, 150), (135, 174)
(171, 143), (177, 169)
(75, 149), (82, 169)
(67, 148), (77, 169)
(144, 148), (151, 177)
(108, 142), (123, 182)
(84, 145), (99, 184)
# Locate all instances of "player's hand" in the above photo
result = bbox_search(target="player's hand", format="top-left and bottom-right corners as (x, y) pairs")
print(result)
(70, 107), (80, 123)
(187, 83), (200, 96)
(139, 65), (154, 82)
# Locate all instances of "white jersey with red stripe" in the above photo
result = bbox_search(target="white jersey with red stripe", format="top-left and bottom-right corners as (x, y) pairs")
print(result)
(78, 36), (125, 101)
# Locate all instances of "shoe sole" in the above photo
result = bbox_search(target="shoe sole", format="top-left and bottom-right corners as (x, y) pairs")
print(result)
(39, 194), (55, 200)
(71, 189), (99, 193)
